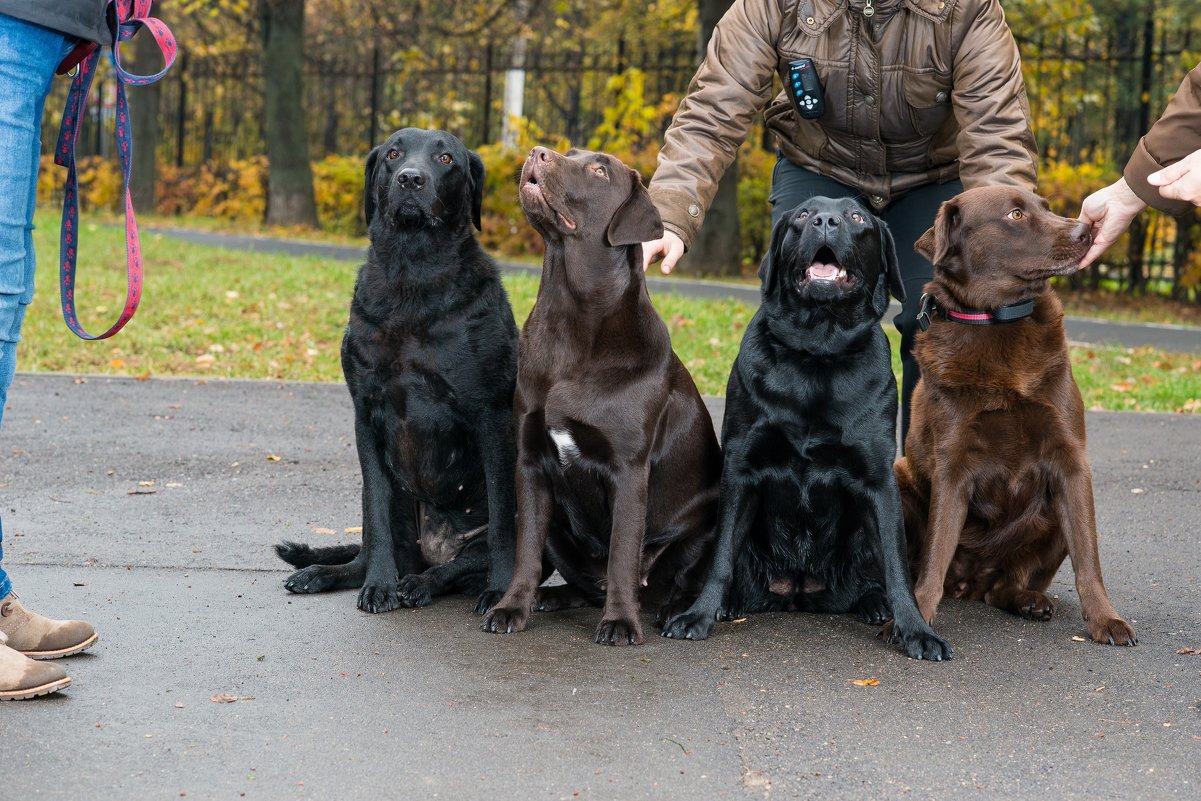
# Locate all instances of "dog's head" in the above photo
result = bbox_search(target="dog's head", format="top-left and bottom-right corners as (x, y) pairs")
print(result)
(914, 186), (1092, 308)
(518, 146), (663, 247)
(761, 196), (904, 313)
(363, 128), (485, 233)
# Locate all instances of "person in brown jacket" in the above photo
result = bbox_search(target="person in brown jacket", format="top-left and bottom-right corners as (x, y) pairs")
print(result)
(641, 0), (1038, 442)
(1079, 62), (1201, 267)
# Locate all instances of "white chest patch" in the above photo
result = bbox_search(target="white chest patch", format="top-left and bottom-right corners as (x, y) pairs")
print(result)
(548, 427), (581, 466)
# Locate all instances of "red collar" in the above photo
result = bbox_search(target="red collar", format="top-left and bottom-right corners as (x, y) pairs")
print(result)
(917, 293), (1035, 331)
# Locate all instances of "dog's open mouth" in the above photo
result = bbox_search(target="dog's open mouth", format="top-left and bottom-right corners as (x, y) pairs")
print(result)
(521, 173), (576, 231)
(805, 246), (849, 284)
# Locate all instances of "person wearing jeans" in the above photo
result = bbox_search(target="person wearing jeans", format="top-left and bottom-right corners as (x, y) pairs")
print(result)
(0, 1), (110, 701)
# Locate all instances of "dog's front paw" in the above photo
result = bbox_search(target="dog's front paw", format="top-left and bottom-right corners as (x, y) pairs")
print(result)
(357, 582), (402, 614)
(1014, 590), (1055, 621)
(1087, 616), (1137, 647)
(888, 620), (953, 661)
(855, 589), (891, 625)
(397, 574), (433, 608)
(481, 604), (530, 634)
(595, 616), (644, 646)
(284, 565), (338, 594)
(661, 608), (718, 640)
(474, 588), (506, 615)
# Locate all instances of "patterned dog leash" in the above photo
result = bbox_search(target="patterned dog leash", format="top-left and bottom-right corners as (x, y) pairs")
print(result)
(54, 0), (177, 340)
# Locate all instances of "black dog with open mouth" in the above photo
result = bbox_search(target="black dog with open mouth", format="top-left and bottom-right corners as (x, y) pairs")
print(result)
(661, 196), (952, 660)
(275, 128), (519, 614)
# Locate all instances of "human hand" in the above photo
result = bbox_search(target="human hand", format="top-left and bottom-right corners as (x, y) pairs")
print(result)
(1147, 148), (1201, 206)
(1077, 178), (1146, 269)
(642, 230), (685, 274)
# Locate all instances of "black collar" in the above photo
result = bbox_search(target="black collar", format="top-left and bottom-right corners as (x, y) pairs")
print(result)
(917, 293), (1035, 331)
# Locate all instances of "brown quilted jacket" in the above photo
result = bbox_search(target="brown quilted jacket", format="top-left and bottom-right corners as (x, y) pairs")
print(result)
(1124, 62), (1201, 216)
(649, 0), (1038, 247)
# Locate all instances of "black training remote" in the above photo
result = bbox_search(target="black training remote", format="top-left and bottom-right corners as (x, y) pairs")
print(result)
(786, 57), (825, 120)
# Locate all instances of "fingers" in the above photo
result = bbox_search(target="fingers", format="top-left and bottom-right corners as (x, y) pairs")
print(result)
(642, 231), (685, 274)
(1148, 149), (1201, 206)
(658, 232), (685, 275)
(1075, 179), (1146, 269)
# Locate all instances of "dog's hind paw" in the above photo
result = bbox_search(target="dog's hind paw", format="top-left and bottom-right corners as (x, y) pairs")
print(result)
(481, 605), (529, 634)
(397, 574), (434, 608)
(661, 609), (717, 641)
(1087, 617), (1137, 647)
(595, 616), (643, 646)
(474, 588), (505, 615)
(357, 582), (403, 614)
(855, 589), (891, 625)
(284, 565), (338, 594)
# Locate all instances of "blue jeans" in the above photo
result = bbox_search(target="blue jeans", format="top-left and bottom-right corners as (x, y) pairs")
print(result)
(768, 157), (964, 449)
(0, 15), (76, 599)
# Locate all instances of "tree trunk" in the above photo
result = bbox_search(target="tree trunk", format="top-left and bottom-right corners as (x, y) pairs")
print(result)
(259, 0), (318, 227)
(678, 0), (741, 277)
(128, 24), (161, 212)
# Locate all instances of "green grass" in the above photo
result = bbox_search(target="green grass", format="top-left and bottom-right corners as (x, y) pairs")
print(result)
(17, 210), (1201, 413)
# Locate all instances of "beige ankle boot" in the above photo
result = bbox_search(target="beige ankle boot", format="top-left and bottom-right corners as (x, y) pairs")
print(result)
(0, 631), (70, 700)
(0, 594), (98, 659)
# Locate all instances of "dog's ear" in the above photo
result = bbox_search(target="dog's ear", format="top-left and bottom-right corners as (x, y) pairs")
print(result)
(364, 145), (382, 227)
(467, 150), (485, 232)
(878, 220), (905, 302)
(757, 211), (792, 293)
(914, 199), (960, 267)
(606, 169), (664, 247)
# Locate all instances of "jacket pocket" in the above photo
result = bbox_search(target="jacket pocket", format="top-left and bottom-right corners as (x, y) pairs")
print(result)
(902, 70), (953, 138)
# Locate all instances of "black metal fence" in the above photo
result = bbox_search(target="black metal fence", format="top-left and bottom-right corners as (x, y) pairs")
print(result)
(37, 20), (1201, 297)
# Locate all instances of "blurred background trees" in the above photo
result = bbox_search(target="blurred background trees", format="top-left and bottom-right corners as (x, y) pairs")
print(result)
(41, 0), (1201, 298)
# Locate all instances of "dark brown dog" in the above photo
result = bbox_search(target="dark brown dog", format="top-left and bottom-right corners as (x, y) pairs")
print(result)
(895, 186), (1136, 646)
(480, 147), (721, 645)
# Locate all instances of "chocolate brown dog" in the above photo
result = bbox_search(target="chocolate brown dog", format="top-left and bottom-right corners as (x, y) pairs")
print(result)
(480, 147), (721, 645)
(895, 186), (1136, 646)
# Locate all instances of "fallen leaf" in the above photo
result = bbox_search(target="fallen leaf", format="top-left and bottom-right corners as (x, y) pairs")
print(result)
(266, 454), (281, 462)
(731, 618), (749, 624)
(1072, 635), (1087, 642)
(1176, 647), (1201, 655)
(139, 480), (156, 487)
(209, 694), (255, 703)
(174, 703), (185, 709)
(1131, 488), (1145, 495)
(1110, 382), (1135, 393)
(344, 526), (363, 534)
(848, 678), (880, 686)
(312, 527), (337, 535)
(110, 359), (125, 368)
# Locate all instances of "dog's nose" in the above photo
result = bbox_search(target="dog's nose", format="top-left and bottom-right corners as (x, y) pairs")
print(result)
(398, 169), (427, 190)
(1067, 221), (1091, 244)
(811, 212), (840, 229)
(531, 146), (552, 163)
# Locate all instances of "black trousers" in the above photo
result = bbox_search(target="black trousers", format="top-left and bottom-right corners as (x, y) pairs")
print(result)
(768, 157), (964, 448)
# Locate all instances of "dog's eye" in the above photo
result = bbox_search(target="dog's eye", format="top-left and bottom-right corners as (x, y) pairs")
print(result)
(1008, 209), (1024, 220)
(593, 165), (608, 178)
(438, 153), (453, 165)
(850, 212), (865, 224)
(798, 210), (810, 220)
(386, 149), (400, 160)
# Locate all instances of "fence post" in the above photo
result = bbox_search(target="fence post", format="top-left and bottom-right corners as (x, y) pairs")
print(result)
(175, 52), (187, 167)
(482, 41), (493, 145)
(367, 42), (381, 150)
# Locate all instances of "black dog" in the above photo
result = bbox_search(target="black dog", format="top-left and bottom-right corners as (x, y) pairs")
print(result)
(276, 128), (518, 614)
(480, 147), (721, 645)
(661, 197), (952, 660)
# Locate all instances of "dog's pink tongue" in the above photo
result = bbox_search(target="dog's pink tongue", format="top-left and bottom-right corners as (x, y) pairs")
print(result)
(807, 262), (839, 280)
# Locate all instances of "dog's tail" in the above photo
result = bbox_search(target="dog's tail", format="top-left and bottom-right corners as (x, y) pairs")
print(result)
(275, 541), (361, 568)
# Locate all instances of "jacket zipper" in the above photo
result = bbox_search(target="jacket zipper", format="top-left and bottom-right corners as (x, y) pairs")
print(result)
(863, 0), (875, 17)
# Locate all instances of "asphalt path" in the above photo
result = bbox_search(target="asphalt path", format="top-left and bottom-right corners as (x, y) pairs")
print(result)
(147, 227), (1201, 354)
(0, 373), (1198, 800)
